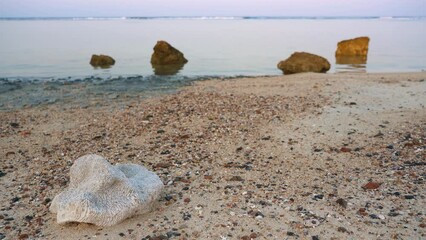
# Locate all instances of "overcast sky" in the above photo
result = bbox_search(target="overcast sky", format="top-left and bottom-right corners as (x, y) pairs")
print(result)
(1, 0), (424, 17)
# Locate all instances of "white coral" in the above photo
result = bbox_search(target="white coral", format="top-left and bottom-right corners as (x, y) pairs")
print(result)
(50, 154), (163, 226)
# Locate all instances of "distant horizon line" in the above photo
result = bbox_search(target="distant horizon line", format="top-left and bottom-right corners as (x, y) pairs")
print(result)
(1, 15), (425, 20)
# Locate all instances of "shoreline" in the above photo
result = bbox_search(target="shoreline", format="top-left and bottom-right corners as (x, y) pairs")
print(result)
(1, 72), (425, 239)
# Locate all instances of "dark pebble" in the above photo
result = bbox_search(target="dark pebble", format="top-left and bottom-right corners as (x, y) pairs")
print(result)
(157, 129), (165, 134)
(164, 195), (173, 201)
(10, 122), (19, 128)
(24, 215), (33, 221)
(369, 214), (380, 219)
(337, 227), (348, 233)
(386, 145), (394, 149)
(166, 231), (181, 238)
(183, 212), (191, 221)
(261, 136), (271, 140)
(0, 233), (4, 240)
(313, 194), (324, 200)
(160, 150), (171, 155)
(118, 233), (125, 237)
(0, 171), (5, 178)
(255, 211), (264, 217)
(11, 197), (20, 203)
(336, 198), (348, 208)
(287, 231), (296, 236)
(312, 236), (320, 240)
(404, 195), (415, 200)
(388, 212), (400, 217)
(145, 235), (168, 240)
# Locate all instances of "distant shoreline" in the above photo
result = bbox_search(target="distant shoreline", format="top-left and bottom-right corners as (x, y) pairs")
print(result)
(1, 16), (425, 21)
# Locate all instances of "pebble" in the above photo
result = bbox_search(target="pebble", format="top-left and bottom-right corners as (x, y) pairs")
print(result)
(337, 227), (349, 233)
(313, 194), (324, 201)
(18, 234), (29, 239)
(164, 195), (173, 201)
(183, 212), (191, 221)
(388, 211), (400, 217)
(404, 195), (416, 200)
(362, 182), (381, 190)
(229, 176), (244, 182)
(336, 198), (348, 208)
(340, 147), (352, 153)
(166, 231), (181, 238)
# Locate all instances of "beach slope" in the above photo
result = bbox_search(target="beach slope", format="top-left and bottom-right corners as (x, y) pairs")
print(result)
(1, 72), (425, 239)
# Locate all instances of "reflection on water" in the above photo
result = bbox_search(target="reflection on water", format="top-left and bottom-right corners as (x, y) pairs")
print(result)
(92, 65), (114, 70)
(152, 64), (185, 76)
(335, 56), (367, 73)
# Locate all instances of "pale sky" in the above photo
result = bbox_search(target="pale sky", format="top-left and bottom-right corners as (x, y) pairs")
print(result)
(0, 0), (425, 17)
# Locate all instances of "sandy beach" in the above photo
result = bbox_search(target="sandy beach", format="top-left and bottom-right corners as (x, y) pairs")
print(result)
(1, 72), (425, 239)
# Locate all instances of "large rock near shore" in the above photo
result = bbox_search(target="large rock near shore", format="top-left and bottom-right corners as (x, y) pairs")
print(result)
(151, 41), (188, 65)
(335, 37), (370, 57)
(90, 54), (115, 68)
(277, 52), (331, 74)
(50, 154), (164, 227)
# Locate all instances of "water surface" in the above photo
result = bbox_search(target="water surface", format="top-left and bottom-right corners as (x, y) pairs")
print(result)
(0, 17), (425, 110)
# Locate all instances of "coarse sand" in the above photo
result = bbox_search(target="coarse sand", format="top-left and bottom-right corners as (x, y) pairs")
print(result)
(1, 72), (425, 239)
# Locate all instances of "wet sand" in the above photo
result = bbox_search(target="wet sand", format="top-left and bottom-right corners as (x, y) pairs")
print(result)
(1, 72), (425, 239)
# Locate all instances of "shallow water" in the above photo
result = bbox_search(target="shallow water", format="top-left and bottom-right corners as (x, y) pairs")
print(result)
(0, 17), (425, 110)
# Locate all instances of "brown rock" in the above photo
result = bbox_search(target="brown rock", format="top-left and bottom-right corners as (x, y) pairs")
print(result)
(151, 41), (188, 65)
(362, 181), (381, 190)
(335, 37), (370, 57)
(277, 52), (330, 75)
(90, 54), (115, 68)
(340, 147), (352, 153)
(357, 208), (368, 216)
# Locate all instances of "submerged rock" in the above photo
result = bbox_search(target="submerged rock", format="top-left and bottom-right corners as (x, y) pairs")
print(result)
(277, 52), (330, 74)
(151, 41), (188, 65)
(50, 154), (163, 227)
(90, 54), (115, 68)
(335, 37), (370, 57)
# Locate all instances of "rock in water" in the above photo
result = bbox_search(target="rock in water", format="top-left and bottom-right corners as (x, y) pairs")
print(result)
(335, 37), (370, 57)
(151, 41), (188, 65)
(50, 154), (164, 227)
(277, 52), (330, 74)
(90, 54), (115, 68)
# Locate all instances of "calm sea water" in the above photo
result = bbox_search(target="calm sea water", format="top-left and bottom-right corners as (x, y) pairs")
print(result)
(0, 17), (425, 109)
